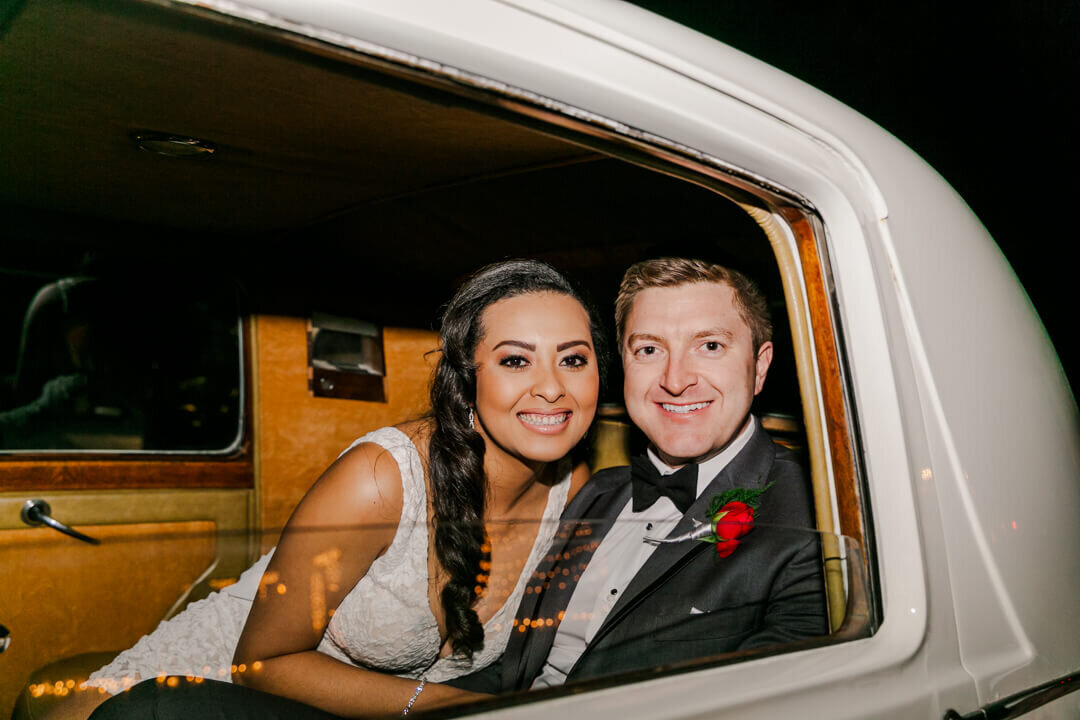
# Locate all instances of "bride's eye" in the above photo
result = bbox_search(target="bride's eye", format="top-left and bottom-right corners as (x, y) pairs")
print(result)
(560, 353), (589, 368)
(499, 354), (529, 369)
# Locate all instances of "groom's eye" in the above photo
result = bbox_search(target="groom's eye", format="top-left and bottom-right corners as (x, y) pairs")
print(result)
(634, 345), (658, 358)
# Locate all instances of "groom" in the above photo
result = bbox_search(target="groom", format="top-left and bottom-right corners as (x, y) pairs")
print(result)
(481, 257), (828, 690)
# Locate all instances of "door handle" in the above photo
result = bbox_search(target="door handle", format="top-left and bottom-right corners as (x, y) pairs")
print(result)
(20, 499), (100, 545)
(0, 623), (9, 653)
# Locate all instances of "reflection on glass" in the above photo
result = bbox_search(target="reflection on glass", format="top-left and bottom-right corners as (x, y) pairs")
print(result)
(13, 522), (871, 719)
(0, 274), (242, 453)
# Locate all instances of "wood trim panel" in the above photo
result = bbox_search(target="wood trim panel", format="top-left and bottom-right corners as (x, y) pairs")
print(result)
(0, 458), (252, 492)
(781, 208), (864, 550)
(253, 318), (437, 537)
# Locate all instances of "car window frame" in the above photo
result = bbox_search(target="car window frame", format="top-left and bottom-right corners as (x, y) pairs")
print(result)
(159, 0), (883, 685)
(3, 0), (883, 703)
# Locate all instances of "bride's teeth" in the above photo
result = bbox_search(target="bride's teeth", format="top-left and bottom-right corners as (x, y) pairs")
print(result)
(519, 413), (569, 426)
(661, 402), (710, 414)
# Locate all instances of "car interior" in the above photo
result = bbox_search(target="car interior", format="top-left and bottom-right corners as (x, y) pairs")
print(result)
(0, 0), (874, 717)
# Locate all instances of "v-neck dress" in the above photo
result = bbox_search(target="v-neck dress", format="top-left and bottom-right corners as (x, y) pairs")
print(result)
(87, 427), (571, 692)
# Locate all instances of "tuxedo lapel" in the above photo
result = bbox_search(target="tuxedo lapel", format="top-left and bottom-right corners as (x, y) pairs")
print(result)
(504, 479), (631, 690)
(581, 421), (776, 653)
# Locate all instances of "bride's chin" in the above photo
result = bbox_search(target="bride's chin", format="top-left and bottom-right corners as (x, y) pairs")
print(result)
(526, 439), (587, 464)
(517, 446), (564, 463)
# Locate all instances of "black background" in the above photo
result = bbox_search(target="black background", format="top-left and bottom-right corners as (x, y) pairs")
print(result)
(630, 1), (1078, 397)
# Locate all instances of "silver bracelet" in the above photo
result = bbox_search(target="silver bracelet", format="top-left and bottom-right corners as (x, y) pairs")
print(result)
(402, 677), (427, 716)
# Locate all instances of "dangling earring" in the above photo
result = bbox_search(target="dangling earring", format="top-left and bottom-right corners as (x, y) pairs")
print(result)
(468, 407), (475, 430)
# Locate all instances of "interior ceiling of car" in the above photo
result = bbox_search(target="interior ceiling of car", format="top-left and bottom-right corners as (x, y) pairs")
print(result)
(0, 0), (776, 320)
(1, 0), (594, 228)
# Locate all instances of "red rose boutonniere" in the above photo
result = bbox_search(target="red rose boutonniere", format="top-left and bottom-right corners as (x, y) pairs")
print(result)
(702, 484), (772, 557)
(642, 482), (773, 557)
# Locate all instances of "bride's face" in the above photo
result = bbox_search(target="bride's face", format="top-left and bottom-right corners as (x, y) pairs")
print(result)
(472, 291), (599, 466)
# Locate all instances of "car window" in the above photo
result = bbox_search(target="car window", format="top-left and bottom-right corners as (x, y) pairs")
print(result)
(0, 272), (242, 453)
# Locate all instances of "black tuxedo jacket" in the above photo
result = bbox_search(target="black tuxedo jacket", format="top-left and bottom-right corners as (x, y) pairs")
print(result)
(493, 418), (828, 690)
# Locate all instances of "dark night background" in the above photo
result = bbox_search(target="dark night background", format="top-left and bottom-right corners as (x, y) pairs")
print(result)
(630, 1), (1078, 398)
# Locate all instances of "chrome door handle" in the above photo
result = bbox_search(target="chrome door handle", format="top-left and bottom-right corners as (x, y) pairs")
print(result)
(0, 623), (9, 653)
(21, 499), (100, 545)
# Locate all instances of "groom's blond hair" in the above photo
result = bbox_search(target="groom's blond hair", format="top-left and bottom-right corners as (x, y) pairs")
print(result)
(615, 257), (772, 352)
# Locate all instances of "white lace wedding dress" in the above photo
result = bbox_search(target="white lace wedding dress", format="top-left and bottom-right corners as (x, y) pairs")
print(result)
(86, 427), (570, 693)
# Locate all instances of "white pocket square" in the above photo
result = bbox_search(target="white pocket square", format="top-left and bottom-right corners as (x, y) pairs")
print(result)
(690, 606), (705, 615)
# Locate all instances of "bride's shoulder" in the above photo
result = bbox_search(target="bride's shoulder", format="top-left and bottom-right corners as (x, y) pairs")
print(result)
(394, 417), (434, 462)
(297, 437), (407, 530)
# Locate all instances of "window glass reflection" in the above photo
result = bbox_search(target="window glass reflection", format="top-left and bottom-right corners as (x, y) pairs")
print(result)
(12, 521), (868, 720)
(0, 274), (241, 453)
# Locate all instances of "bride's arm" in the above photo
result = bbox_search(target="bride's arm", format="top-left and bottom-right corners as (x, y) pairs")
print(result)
(232, 441), (485, 717)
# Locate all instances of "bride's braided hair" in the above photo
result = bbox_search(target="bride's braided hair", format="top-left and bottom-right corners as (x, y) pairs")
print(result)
(429, 259), (606, 659)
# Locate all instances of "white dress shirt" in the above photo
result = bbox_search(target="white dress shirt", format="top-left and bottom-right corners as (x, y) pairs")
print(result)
(532, 419), (757, 688)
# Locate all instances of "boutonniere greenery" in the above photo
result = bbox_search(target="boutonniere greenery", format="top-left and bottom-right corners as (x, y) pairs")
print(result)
(702, 483), (772, 557)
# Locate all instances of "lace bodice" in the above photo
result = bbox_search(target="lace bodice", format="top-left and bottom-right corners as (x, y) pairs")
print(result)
(87, 426), (571, 692)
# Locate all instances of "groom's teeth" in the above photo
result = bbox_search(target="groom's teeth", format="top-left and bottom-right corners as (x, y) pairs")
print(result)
(519, 412), (569, 426)
(661, 402), (710, 414)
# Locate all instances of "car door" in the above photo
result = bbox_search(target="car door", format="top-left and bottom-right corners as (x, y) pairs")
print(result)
(0, 272), (253, 717)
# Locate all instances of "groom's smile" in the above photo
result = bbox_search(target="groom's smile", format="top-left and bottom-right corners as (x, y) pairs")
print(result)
(658, 400), (712, 415)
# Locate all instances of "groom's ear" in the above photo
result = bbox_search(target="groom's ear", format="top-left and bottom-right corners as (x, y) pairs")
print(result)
(753, 341), (773, 395)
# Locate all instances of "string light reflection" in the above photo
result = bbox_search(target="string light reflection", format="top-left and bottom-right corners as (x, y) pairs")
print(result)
(28, 524), (608, 706)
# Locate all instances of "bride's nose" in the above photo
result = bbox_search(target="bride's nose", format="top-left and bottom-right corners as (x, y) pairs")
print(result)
(531, 363), (566, 403)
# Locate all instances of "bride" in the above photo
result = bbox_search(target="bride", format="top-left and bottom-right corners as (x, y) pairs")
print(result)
(77, 259), (606, 718)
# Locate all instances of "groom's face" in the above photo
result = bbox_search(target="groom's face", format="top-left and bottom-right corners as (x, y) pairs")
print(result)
(621, 281), (773, 467)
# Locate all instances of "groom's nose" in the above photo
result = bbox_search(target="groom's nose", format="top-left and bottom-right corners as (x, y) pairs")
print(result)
(659, 351), (696, 395)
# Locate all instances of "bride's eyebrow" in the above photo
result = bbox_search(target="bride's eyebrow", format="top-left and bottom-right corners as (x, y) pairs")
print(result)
(492, 340), (535, 351)
(490, 339), (591, 351)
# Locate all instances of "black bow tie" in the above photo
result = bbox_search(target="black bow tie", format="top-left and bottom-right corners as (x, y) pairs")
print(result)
(630, 455), (699, 514)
